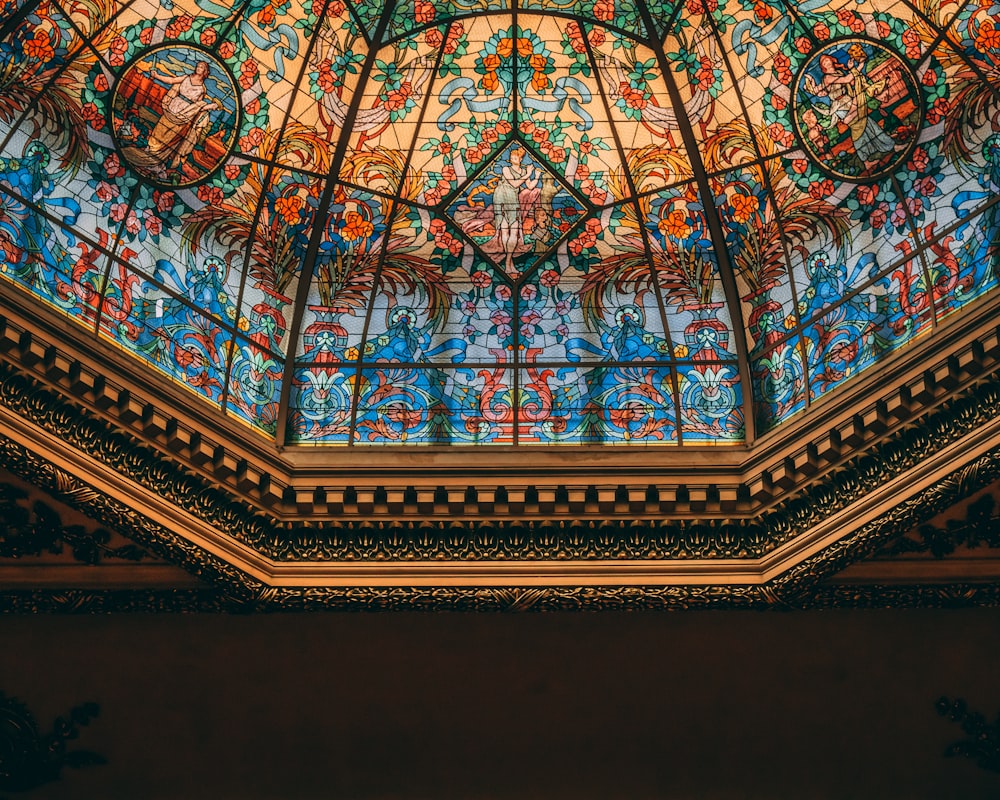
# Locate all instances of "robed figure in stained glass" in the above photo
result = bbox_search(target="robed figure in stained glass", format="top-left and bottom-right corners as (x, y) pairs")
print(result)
(145, 61), (221, 169)
(113, 47), (238, 186)
(795, 41), (919, 179)
(806, 51), (899, 169)
(448, 144), (580, 278)
(490, 147), (541, 271)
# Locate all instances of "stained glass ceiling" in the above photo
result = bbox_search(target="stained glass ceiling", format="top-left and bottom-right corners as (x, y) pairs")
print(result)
(0, 0), (998, 446)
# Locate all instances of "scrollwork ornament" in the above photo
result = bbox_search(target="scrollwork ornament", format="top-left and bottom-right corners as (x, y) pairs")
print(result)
(51, 467), (82, 495)
(0, 692), (104, 792)
(741, 446), (1000, 606)
(887, 490), (1000, 558)
(0, 481), (148, 563)
(0, 326), (999, 610)
(936, 697), (1000, 773)
(0, 357), (999, 564)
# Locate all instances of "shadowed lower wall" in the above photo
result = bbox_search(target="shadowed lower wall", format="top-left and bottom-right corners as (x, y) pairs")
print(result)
(1, 608), (999, 799)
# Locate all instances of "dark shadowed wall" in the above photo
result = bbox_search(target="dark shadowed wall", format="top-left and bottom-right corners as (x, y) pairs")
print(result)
(2, 608), (999, 799)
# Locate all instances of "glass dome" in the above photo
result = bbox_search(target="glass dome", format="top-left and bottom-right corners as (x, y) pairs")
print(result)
(0, 0), (997, 446)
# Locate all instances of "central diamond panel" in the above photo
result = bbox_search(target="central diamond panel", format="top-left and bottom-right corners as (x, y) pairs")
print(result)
(446, 141), (586, 279)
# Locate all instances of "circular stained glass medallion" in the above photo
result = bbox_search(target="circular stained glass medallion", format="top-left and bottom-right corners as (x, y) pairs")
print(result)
(111, 45), (240, 187)
(793, 39), (921, 181)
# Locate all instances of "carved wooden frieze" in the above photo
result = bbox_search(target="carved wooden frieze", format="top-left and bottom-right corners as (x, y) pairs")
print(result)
(1, 290), (1000, 609)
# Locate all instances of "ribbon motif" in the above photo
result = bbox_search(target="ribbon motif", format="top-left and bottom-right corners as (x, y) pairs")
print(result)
(437, 76), (593, 131)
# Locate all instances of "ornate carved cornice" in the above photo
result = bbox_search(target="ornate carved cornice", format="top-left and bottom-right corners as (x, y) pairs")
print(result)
(2, 582), (1000, 612)
(2, 358), (1000, 559)
(3, 286), (1000, 522)
(2, 285), (1000, 607)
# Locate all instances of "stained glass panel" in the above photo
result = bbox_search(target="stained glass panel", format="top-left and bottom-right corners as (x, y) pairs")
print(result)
(1, 0), (998, 445)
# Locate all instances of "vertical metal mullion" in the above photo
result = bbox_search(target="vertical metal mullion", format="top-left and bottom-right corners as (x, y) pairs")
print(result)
(706, 18), (812, 411)
(634, 0), (757, 443)
(218, 0), (339, 420)
(273, 0), (401, 447)
(581, 20), (684, 443)
(346, 19), (450, 444)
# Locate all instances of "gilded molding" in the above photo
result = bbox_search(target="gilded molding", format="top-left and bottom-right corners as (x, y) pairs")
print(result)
(1, 582), (999, 612)
(2, 358), (1000, 565)
(804, 584), (1000, 609)
(1, 428), (997, 608)
(768, 455), (1000, 603)
(2, 301), (1000, 608)
(3, 298), (1000, 522)
(0, 438), (264, 600)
